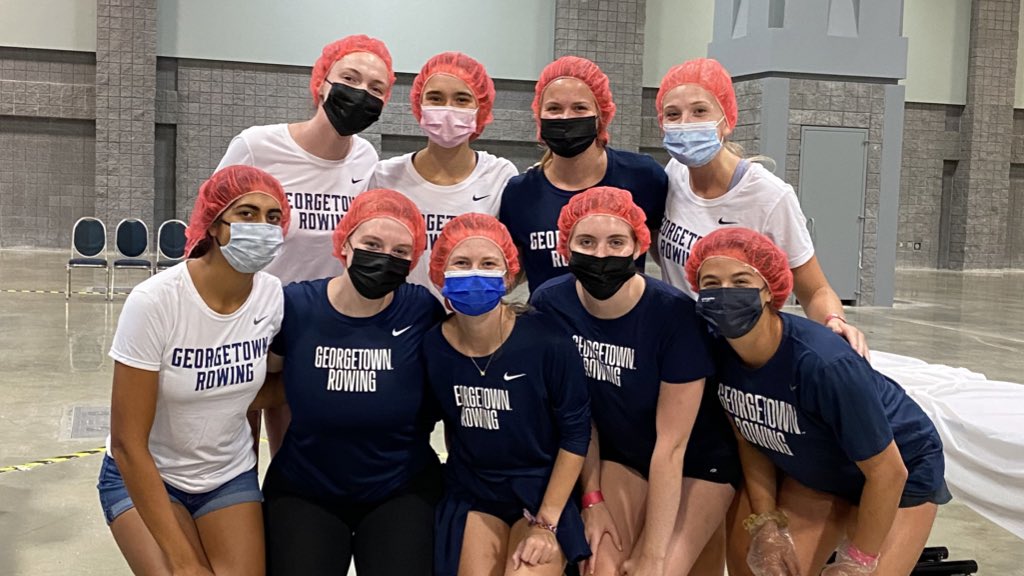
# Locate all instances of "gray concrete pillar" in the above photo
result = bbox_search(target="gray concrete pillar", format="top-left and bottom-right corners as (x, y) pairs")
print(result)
(708, 0), (908, 305)
(553, 0), (646, 152)
(951, 0), (1020, 269)
(95, 0), (157, 239)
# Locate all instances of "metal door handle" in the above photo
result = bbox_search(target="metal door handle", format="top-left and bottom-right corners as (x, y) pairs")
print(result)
(807, 217), (816, 244)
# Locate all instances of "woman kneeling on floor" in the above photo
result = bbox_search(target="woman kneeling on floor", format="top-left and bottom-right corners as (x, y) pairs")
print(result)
(686, 227), (950, 576)
(98, 165), (289, 576)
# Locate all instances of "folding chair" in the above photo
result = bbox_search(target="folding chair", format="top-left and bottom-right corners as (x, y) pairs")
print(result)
(154, 219), (187, 272)
(109, 218), (153, 300)
(65, 217), (109, 300)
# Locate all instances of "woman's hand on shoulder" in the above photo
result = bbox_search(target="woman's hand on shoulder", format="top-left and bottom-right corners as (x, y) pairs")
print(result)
(827, 317), (870, 360)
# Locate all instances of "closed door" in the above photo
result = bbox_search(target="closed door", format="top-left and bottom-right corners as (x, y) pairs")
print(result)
(797, 127), (867, 302)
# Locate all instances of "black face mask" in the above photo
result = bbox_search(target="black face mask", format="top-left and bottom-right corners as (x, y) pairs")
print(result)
(695, 287), (767, 339)
(540, 116), (598, 158)
(346, 248), (411, 300)
(322, 82), (384, 136)
(568, 251), (636, 301)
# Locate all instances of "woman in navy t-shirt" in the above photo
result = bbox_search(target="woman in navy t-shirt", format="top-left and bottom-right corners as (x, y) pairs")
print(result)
(499, 56), (667, 290)
(255, 189), (446, 576)
(423, 213), (591, 576)
(685, 228), (949, 576)
(530, 186), (736, 576)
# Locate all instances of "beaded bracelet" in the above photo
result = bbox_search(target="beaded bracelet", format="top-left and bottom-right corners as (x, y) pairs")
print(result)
(741, 510), (790, 534)
(523, 509), (558, 535)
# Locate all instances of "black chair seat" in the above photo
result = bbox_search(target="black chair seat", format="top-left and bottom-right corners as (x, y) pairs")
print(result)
(113, 258), (152, 268)
(156, 259), (183, 269)
(68, 257), (107, 267)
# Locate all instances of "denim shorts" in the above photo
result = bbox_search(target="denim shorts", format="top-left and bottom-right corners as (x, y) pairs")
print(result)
(97, 455), (262, 525)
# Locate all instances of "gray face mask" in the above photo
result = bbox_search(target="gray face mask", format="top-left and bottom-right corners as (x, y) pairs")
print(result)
(217, 222), (284, 274)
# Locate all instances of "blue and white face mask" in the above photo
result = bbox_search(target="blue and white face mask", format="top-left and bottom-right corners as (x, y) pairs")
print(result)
(662, 117), (725, 167)
(441, 269), (507, 316)
(218, 222), (284, 274)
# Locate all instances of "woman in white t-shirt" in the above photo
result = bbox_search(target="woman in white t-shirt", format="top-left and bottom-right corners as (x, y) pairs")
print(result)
(217, 34), (397, 454)
(653, 58), (869, 576)
(98, 165), (290, 576)
(654, 58), (868, 357)
(367, 51), (518, 300)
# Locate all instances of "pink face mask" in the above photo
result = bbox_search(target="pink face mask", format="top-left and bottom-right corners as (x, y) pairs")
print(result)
(419, 106), (478, 148)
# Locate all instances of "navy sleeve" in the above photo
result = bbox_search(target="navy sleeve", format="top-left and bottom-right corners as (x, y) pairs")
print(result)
(801, 356), (895, 462)
(659, 298), (714, 384)
(270, 286), (295, 357)
(645, 160), (669, 230)
(544, 329), (591, 456)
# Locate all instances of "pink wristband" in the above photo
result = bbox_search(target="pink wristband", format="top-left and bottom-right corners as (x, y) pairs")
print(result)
(824, 313), (848, 325)
(581, 490), (604, 509)
(844, 542), (879, 567)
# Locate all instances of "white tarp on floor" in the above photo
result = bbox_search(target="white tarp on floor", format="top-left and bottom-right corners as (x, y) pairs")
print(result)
(871, 352), (1024, 541)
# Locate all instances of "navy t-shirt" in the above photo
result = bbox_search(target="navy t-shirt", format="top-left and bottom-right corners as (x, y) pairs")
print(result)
(269, 279), (446, 502)
(530, 274), (714, 477)
(499, 147), (668, 290)
(423, 311), (591, 503)
(715, 313), (945, 504)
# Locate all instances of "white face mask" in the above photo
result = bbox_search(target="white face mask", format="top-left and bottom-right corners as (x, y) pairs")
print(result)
(419, 106), (478, 148)
(217, 222), (284, 273)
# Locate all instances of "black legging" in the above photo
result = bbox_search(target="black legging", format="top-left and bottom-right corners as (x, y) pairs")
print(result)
(263, 460), (442, 576)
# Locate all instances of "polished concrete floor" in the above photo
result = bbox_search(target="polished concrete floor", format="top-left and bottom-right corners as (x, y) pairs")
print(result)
(0, 249), (1021, 575)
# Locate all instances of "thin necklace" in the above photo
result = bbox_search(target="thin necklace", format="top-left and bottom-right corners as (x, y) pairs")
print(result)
(469, 309), (504, 377)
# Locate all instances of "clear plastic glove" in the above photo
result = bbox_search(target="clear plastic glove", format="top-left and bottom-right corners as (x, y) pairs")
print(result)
(821, 543), (878, 576)
(747, 520), (800, 576)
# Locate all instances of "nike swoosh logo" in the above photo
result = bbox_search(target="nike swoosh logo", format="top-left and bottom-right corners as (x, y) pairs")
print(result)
(351, 178), (365, 184)
(718, 217), (738, 225)
(254, 316), (269, 325)
(503, 372), (526, 381)
(392, 325), (413, 337)
(472, 194), (491, 201)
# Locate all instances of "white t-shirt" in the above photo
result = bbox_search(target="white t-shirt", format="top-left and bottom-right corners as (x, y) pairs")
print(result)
(658, 159), (815, 298)
(217, 124), (378, 285)
(106, 263), (284, 493)
(367, 151), (518, 300)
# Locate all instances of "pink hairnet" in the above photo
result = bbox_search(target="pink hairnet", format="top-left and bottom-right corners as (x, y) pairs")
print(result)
(332, 189), (428, 269)
(557, 186), (651, 259)
(685, 228), (794, 310)
(185, 165), (291, 258)
(309, 35), (396, 107)
(532, 56), (616, 146)
(410, 52), (496, 140)
(428, 213), (521, 289)
(656, 58), (738, 130)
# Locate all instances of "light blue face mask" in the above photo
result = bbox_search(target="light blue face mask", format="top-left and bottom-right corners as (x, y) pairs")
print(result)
(662, 118), (724, 167)
(217, 222), (284, 274)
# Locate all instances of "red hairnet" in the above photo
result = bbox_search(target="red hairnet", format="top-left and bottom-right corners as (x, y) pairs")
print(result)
(309, 35), (396, 107)
(185, 165), (290, 258)
(428, 213), (521, 289)
(556, 186), (651, 259)
(656, 58), (738, 130)
(332, 189), (427, 269)
(685, 228), (793, 310)
(410, 52), (495, 140)
(532, 56), (616, 146)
